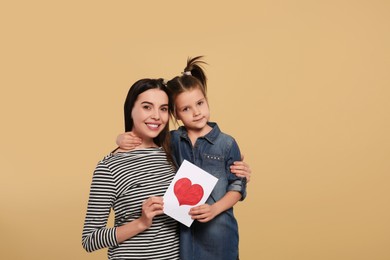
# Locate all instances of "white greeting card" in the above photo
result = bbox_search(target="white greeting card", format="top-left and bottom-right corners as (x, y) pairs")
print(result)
(163, 160), (218, 227)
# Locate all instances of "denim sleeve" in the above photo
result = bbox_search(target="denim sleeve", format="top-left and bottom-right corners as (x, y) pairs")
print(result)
(226, 139), (247, 200)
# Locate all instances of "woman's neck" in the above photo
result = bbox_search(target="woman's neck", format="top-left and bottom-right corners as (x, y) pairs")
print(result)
(138, 139), (158, 149)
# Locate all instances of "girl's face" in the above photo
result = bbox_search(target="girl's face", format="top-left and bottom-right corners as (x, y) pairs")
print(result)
(131, 88), (169, 145)
(174, 87), (210, 132)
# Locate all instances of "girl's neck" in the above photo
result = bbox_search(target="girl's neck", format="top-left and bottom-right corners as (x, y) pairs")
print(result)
(186, 124), (213, 145)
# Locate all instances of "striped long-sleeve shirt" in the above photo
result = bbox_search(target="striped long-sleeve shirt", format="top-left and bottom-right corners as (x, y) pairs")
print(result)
(82, 148), (179, 259)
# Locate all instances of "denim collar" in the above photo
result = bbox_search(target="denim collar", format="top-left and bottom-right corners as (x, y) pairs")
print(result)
(177, 122), (220, 144)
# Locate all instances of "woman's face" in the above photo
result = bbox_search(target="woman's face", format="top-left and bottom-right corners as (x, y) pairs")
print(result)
(131, 88), (169, 144)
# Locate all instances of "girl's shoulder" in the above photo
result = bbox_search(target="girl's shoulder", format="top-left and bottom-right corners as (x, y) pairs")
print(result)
(217, 130), (235, 140)
(170, 128), (184, 140)
(213, 127), (236, 143)
(170, 129), (179, 135)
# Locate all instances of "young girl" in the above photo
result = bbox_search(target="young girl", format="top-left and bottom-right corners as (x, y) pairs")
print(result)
(82, 78), (180, 259)
(117, 57), (248, 260)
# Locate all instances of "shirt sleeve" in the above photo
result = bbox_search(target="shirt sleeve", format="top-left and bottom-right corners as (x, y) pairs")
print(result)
(226, 139), (247, 200)
(82, 160), (118, 252)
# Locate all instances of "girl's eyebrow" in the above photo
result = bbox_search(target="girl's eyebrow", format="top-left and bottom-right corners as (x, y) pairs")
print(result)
(177, 99), (204, 110)
(176, 104), (188, 110)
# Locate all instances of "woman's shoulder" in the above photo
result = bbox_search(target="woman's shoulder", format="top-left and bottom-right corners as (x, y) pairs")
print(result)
(99, 148), (165, 165)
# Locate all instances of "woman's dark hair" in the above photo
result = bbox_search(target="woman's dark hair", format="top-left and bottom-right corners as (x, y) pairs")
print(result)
(124, 78), (174, 165)
(166, 56), (208, 116)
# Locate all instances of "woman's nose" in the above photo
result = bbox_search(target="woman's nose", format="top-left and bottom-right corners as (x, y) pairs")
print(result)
(151, 109), (160, 120)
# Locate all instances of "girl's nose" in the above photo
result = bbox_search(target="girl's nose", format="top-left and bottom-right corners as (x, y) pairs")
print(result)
(193, 108), (201, 116)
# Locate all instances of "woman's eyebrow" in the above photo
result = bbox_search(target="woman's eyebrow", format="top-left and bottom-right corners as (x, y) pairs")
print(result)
(141, 101), (169, 107)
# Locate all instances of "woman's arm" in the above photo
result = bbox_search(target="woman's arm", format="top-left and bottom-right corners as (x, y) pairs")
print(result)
(230, 154), (251, 182)
(82, 161), (165, 250)
(82, 162), (117, 252)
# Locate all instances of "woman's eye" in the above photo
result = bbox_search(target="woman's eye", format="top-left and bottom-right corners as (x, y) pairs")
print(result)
(161, 107), (168, 112)
(143, 105), (151, 110)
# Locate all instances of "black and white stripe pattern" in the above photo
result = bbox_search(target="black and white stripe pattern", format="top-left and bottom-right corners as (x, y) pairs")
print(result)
(82, 148), (179, 259)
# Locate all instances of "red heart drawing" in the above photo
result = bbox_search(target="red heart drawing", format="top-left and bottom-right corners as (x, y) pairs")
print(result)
(174, 178), (204, 206)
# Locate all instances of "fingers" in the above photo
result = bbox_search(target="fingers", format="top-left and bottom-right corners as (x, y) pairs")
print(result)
(127, 132), (142, 140)
(142, 197), (164, 218)
(118, 132), (143, 150)
(143, 197), (164, 210)
(188, 204), (215, 222)
(189, 204), (206, 214)
(124, 134), (142, 145)
(192, 214), (212, 222)
(128, 135), (142, 144)
(231, 160), (249, 168)
(230, 161), (251, 182)
(139, 197), (164, 228)
(146, 196), (164, 205)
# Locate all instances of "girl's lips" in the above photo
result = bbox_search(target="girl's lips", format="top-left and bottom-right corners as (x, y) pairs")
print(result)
(193, 117), (205, 122)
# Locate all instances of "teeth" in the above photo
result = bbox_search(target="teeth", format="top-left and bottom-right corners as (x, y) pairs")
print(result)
(147, 124), (159, 128)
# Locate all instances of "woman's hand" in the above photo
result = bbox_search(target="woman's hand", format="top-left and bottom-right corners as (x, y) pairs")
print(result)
(230, 155), (251, 182)
(116, 196), (164, 243)
(116, 132), (142, 151)
(139, 197), (164, 229)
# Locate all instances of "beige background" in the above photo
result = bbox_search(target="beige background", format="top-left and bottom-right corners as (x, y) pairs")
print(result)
(1, 1), (389, 259)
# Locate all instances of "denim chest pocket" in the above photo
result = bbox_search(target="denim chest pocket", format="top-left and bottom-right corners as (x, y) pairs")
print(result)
(202, 153), (229, 203)
(202, 153), (225, 178)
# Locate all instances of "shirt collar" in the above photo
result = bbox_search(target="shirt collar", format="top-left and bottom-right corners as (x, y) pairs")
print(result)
(178, 122), (220, 144)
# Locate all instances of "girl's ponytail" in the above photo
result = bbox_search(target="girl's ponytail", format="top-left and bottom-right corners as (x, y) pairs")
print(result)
(183, 56), (208, 92)
(167, 56), (209, 118)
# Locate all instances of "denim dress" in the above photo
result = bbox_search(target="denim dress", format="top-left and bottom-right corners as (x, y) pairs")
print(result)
(170, 122), (247, 260)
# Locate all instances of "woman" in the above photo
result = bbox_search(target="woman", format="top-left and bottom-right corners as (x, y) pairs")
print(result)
(82, 78), (180, 259)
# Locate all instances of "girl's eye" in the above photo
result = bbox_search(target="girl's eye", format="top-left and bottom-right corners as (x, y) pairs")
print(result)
(198, 101), (204, 106)
(182, 107), (189, 112)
